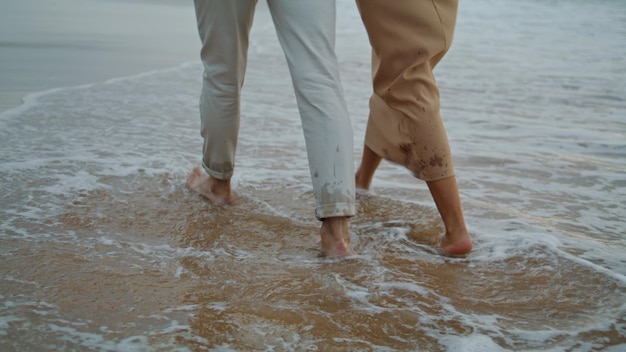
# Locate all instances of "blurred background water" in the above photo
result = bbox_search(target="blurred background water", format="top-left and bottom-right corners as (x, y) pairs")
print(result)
(1, 0), (624, 351)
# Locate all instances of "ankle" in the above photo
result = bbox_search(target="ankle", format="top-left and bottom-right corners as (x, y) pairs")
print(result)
(322, 216), (347, 229)
(355, 169), (371, 190)
(209, 176), (231, 197)
(320, 216), (353, 257)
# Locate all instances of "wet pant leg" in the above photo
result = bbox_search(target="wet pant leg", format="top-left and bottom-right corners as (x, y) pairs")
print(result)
(267, 0), (356, 219)
(194, 0), (257, 180)
(356, 0), (458, 181)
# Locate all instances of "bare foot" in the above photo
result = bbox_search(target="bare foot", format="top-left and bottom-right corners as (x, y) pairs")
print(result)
(436, 230), (473, 257)
(320, 216), (354, 258)
(186, 167), (232, 205)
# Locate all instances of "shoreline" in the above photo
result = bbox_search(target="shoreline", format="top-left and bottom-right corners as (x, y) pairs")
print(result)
(0, 61), (199, 121)
(0, 0), (199, 113)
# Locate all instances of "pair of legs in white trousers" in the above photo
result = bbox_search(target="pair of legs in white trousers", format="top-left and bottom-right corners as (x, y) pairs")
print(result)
(189, 0), (355, 256)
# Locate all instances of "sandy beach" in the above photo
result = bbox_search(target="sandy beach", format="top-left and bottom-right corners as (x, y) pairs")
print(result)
(1, 0), (625, 350)
(0, 0), (198, 113)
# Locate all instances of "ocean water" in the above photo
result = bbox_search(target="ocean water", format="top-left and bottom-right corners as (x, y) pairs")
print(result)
(1, 0), (625, 351)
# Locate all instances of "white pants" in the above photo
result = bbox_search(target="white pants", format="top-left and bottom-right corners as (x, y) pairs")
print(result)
(194, 0), (355, 219)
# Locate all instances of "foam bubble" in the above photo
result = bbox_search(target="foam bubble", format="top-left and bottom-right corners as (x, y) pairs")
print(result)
(442, 334), (511, 352)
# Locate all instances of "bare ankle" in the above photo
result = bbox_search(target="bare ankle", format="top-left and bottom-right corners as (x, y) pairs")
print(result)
(355, 169), (371, 191)
(209, 177), (231, 197)
(186, 167), (233, 205)
(320, 216), (353, 258)
(437, 228), (473, 257)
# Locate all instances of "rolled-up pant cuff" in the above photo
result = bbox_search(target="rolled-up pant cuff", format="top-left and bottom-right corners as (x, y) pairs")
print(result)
(202, 160), (233, 181)
(315, 202), (356, 220)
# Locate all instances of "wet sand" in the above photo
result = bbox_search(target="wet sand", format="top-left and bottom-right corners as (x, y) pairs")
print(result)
(1, 0), (625, 350)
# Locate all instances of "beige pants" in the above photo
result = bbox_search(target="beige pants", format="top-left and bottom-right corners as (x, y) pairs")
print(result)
(356, 0), (458, 181)
(194, 0), (355, 219)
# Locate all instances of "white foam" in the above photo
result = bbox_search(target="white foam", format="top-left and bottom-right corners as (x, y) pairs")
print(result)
(0, 84), (93, 122)
(0, 0), (625, 350)
(603, 345), (626, 352)
(441, 334), (511, 352)
(555, 247), (626, 286)
(42, 170), (109, 195)
(0, 316), (26, 336)
(375, 281), (430, 298)
(0, 62), (197, 122)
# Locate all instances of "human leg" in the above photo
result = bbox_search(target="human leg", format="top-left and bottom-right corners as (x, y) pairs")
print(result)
(188, 0), (257, 204)
(356, 0), (457, 181)
(268, 0), (355, 256)
(356, 0), (471, 255)
(355, 144), (382, 192)
(355, 147), (472, 256)
(427, 177), (472, 256)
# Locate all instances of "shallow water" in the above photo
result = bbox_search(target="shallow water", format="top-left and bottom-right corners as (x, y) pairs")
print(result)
(1, 0), (625, 351)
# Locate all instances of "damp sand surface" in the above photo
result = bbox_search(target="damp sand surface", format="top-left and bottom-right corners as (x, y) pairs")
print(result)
(1, 0), (625, 351)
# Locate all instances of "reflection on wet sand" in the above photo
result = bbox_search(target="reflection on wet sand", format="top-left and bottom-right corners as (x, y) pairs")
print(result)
(28, 173), (619, 350)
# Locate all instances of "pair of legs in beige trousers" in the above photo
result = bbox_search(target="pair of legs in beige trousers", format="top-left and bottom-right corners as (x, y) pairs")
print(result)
(355, 0), (473, 256)
(186, 0), (355, 257)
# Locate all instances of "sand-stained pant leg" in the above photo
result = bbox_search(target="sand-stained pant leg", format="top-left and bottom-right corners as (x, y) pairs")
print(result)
(267, 0), (356, 219)
(356, 0), (458, 181)
(194, 0), (258, 180)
